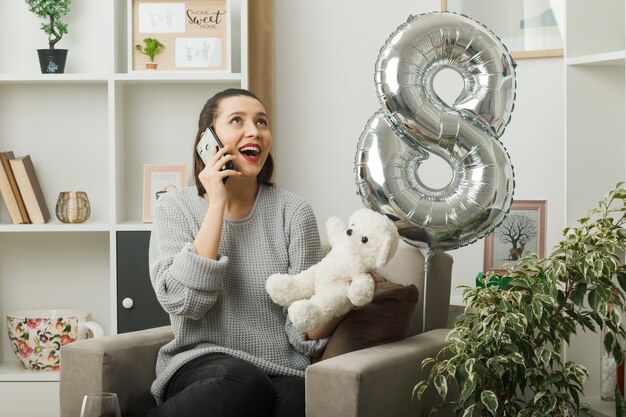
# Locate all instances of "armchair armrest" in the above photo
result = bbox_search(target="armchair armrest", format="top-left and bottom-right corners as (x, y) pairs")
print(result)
(305, 328), (455, 417)
(59, 326), (173, 417)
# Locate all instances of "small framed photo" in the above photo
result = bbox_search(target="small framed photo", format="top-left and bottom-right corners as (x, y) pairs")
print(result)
(143, 164), (188, 223)
(483, 200), (547, 273)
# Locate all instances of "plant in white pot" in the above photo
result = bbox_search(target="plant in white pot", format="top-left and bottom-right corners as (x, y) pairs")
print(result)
(135, 38), (165, 70)
(25, 0), (71, 74)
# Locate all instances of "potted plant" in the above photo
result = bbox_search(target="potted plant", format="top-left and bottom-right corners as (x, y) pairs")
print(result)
(415, 182), (626, 416)
(25, 0), (71, 74)
(135, 38), (165, 70)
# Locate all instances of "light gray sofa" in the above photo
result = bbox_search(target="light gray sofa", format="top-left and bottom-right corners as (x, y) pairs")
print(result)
(59, 242), (455, 417)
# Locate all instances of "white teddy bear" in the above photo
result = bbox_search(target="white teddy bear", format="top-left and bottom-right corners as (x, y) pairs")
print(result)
(265, 208), (400, 332)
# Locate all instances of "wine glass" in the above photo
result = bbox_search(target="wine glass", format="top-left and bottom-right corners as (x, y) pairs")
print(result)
(80, 392), (121, 417)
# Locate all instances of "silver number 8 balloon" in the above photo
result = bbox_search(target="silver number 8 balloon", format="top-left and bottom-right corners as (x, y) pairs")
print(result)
(355, 12), (517, 252)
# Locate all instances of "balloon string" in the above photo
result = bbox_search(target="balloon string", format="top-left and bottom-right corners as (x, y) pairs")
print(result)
(420, 247), (433, 333)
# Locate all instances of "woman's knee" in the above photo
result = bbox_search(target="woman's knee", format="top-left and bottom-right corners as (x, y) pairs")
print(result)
(205, 356), (275, 414)
(223, 358), (274, 395)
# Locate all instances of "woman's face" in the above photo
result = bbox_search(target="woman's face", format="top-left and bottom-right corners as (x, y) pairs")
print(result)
(213, 95), (272, 180)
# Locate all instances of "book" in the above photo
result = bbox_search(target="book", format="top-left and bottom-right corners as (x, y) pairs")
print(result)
(9, 155), (50, 224)
(0, 151), (28, 224)
(0, 151), (30, 223)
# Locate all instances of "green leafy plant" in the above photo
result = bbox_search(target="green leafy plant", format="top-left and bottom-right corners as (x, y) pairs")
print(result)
(415, 182), (626, 416)
(25, 0), (71, 49)
(135, 38), (165, 63)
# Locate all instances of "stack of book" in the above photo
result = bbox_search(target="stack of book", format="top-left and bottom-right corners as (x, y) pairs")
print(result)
(0, 151), (50, 224)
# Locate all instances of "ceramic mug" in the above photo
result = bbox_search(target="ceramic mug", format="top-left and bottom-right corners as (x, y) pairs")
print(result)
(6, 309), (104, 371)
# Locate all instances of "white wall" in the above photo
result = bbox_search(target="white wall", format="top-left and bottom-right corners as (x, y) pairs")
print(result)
(273, 0), (565, 303)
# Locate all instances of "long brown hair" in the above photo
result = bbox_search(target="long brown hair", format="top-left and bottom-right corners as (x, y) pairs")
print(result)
(193, 88), (274, 196)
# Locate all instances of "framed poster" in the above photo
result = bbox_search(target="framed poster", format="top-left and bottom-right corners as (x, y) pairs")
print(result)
(483, 200), (547, 272)
(441, 0), (564, 59)
(143, 164), (188, 222)
(130, 0), (230, 71)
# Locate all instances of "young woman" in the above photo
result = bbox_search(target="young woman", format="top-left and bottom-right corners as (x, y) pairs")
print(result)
(143, 88), (339, 417)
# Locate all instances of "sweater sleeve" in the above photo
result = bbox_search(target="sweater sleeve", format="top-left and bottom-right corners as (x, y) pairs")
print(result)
(283, 199), (329, 356)
(149, 193), (227, 320)
(286, 312), (329, 357)
(286, 200), (323, 274)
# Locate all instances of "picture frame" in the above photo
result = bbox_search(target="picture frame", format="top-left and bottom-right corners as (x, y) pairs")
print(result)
(483, 200), (547, 273)
(129, 0), (231, 72)
(440, 0), (564, 59)
(143, 164), (188, 223)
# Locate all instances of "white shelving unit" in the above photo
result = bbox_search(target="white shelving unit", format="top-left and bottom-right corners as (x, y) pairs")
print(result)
(0, 0), (248, 415)
(565, 1), (625, 415)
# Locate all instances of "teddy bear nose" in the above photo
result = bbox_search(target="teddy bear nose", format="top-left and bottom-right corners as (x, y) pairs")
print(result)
(346, 229), (353, 236)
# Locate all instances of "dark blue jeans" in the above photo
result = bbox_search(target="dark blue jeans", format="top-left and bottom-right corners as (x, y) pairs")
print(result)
(139, 353), (305, 417)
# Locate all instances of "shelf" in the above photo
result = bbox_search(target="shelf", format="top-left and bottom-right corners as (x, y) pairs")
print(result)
(5, 221), (192, 233)
(566, 51), (626, 66)
(0, 221), (110, 233)
(0, 361), (59, 382)
(0, 74), (110, 84)
(0, 1), (248, 413)
(115, 222), (152, 231)
(0, 72), (243, 84)
(115, 72), (243, 83)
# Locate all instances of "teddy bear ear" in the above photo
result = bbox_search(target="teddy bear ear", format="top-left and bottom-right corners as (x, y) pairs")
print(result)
(326, 216), (346, 246)
(375, 234), (398, 268)
(376, 236), (395, 268)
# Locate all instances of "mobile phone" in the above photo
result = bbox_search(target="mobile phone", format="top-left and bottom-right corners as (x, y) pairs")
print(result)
(196, 127), (234, 171)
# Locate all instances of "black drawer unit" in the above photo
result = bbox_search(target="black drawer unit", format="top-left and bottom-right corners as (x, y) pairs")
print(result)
(116, 231), (170, 333)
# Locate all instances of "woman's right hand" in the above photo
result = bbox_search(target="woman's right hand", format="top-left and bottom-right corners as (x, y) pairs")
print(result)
(198, 145), (239, 202)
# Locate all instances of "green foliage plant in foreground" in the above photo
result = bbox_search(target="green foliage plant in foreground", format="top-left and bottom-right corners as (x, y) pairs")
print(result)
(415, 182), (626, 417)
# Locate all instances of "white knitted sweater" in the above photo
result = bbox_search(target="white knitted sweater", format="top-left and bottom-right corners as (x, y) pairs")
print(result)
(148, 185), (327, 404)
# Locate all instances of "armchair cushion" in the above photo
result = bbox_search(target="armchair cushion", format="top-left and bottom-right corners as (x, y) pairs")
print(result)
(321, 272), (419, 360)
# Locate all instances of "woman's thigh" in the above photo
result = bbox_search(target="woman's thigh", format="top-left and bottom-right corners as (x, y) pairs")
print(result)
(147, 353), (275, 417)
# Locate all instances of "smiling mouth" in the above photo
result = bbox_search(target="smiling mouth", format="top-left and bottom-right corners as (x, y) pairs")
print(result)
(239, 144), (262, 162)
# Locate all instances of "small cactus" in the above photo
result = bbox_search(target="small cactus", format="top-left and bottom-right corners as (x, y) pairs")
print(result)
(135, 38), (165, 62)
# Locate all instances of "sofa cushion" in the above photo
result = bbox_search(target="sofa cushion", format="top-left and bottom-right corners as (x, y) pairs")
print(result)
(321, 272), (419, 360)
